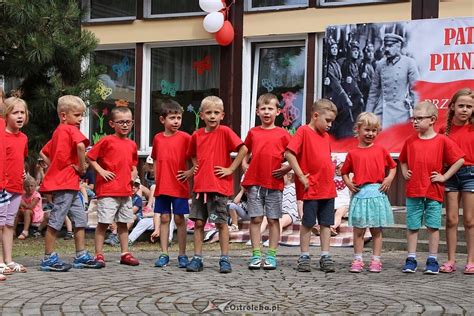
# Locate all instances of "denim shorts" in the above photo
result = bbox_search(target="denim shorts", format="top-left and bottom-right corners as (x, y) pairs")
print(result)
(49, 191), (88, 231)
(154, 195), (189, 215)
(302, 199), (335, 228)
(247, 186), (282, 219)
(445, 165), (474, 192)
(406, 197), (442, 230)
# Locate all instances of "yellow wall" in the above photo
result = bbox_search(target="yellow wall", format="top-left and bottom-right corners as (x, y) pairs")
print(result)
(439, 0), (473, 18)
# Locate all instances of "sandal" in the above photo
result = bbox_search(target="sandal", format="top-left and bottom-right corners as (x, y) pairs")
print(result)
(17, 231), (29, 240)
(440, 262), (456, 273)
(0, 263), (13, 275)
(464, 263), (474, 275)
(0, 274), (5, 281)
(7, 262), (27, 273)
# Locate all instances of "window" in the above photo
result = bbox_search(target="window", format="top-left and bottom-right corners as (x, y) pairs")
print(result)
(145, 0), (204, 18)
(245, 0), (308, 11)
(147, 45), (220, 146)
(317, 0), (408, 7)
(91, 48), (136, 144)
(82, 0), (136, 22)
(249, 42), (306, 135)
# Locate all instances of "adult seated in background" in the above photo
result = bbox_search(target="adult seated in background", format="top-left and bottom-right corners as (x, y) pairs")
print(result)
(16, 176), (43, 240)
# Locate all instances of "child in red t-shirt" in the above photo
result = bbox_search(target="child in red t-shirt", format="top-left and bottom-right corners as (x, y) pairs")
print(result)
(399, 101), (464, 274)
(285, 99), (338, 273)
(151, 100), (194, 269)
(0, 88), (6, 195)
(186, 96), (248, 273)
(439, 88), (474, 274)
(87, 106), (139, 267)
(0, 97), (29, 275)
(341, 112), (397, 273)
(39, 95), (100, 272)
(242, 93), (291, 270)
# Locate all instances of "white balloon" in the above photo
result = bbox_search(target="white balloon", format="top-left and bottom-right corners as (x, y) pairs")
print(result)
(203, 12), (224, 33)
(199, 0), (224, 13)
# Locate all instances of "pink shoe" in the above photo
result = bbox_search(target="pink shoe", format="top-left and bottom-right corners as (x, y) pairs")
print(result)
(369, 260), (382, 273)
(204, 222), (215, 231)
(349, 260), (364, 273)
(186, 220), (195, 231)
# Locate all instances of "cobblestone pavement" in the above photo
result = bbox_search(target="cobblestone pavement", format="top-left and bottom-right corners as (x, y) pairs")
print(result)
(0, 247), (472, 315)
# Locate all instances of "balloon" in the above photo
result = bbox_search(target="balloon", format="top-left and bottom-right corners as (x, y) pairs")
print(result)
(199, 0), (224, 13)
(215, 21), (234, 46)
(203, 12), (224, 33)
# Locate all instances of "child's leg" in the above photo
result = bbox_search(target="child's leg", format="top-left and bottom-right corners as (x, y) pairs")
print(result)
(22, 209), (33, 236)
(216, 222), (229, 256)
(300, 225), (312, 253)
(128, 217), (154, 243)
(160, 213), (171, 253)
(228, 207), (239, 227)
(174, 214), (186, 256)
(3, 194), (21, 263)
(352, 227), (366, 257)
(94, 223), (108, 255)
(65, 216), (73, 233)
(116, 222), (130, 254)
(333, 206), (348, 229)
(462, 192), (474, 264)
(267, 218), (280, 249)
(250, 216), (263, 249)
(0, 226), (3, 263)
(427, 227), (440, 256)
(369, 228), (382, 257)
(73, 227), (86, 252)
(193, 219), (205, 255)
(445, 191), (460, 263)
(300, 201), (318, 254)
(319, 225), (331, 252)
(280, 214), (293, 236)
(406, 229), (419, 254)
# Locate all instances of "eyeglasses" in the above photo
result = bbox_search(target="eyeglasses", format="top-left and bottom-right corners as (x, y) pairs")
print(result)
(113, 120), (134, 126)
(410, 116), (432, 123)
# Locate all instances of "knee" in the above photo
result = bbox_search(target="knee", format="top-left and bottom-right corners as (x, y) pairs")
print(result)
(173, 215), (185, 226)
(446, 215), (459, 228)
(194, 220), (204, 230)
(464, 218), (474, 230)
(251, 217), (263, 225)
(160, 215), (171, 225)
(267, 219), (279, 227)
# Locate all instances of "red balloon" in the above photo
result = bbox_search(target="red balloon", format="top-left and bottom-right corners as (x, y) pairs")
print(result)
(215, 21), (234, 46)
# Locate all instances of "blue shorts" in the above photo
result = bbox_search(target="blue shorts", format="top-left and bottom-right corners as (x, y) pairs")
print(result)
(154, 195), (189, 215)
(302, 199), (335, 228)
(445, 165), (474, 193)
(406, 197), (442, 230)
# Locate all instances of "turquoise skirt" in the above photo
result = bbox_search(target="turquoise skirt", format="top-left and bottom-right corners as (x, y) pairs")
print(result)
(348, 184), (394, 228)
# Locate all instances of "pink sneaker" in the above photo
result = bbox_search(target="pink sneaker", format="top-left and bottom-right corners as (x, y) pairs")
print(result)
(369, 260), (382, 273)
(349, 260), (364, 273)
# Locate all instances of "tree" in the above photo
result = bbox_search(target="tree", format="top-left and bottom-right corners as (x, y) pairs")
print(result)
(0, 0), (103, 165)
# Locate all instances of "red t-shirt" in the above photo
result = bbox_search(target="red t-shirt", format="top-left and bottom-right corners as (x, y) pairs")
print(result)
(286, 125), (336, 200)
(242, 126), (291, 191)
(187, 125), (243, 196)
(40, 124), (90, 193)
(0, 118), (6, 189)
(341, 144), (397, 186)
(151, 131), (191, 199)
(5, 131), (28, 194)
(439, 124), (474, 166)
(87, 135), (138, 197)
(399, 134), (464, 202)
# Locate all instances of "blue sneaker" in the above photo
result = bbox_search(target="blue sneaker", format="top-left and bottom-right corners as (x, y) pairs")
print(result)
(177, 255), (189, 268)
(219, 256), (232, 274)
(263, 256), (277, 270)
(186, 256), (203, 272)
(155, 254), (170, 267)
(104, 233), (119, 247)
(402, 257), (417, 273)
(40, 252), (72, 272)
(73, 251), (103, 269)
(424, 258), (439, 275)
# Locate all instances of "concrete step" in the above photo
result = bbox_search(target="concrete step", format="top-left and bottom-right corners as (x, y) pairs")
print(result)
(366, 238), (467, 253)
(383, 224), (466, 242)
(392, 209), (464, 227)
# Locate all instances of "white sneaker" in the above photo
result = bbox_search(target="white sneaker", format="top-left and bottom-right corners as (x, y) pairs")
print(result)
(262, 240), (269, 247)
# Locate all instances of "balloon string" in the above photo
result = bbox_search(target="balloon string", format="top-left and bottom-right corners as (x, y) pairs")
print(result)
(221, 0), (235, 20)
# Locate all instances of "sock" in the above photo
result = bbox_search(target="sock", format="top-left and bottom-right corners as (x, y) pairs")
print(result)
(75, 250), (87, 258)
(194, 254), (203, 260)
(161, 252), (169, 256)
(252, 249), (262, 257)
(267, 248), (277, 258)
(372, 255), (381, 262)
(300, 252), (310, 257)
(407, 253), (416, 259)
(428, 254), (437, 260)
(121, 252), (130, 256)
(321, 251), (330, 258)
(220, 255), (229, 261)
(44, 253), (51, 260)
(353, 253), (363, 261)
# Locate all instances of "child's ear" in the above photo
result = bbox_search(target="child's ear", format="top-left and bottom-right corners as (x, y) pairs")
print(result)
(59, 111), (67, 122)
(108, 120), (115, 128)
(159, 116), (165, 124)
(312, 111), (319, 120)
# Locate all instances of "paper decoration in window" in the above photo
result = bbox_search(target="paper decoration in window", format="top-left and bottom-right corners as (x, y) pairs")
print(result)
(115, 99), (129, 107)
(281, 91), (300, 127)
(187, 104), (201, 130)
(112, 56), (131, 78)
(95, 80), (113, 100)
(160, 80), (178, 97)
(193, 55), (212, 75)
(261, 77), (283, 92)
(91, 107), (109, 144)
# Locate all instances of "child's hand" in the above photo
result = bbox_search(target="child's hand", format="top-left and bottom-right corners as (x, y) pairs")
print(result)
(430, 171), (446, 183)
(214, 166), (233, 178)
(71, 164), (86, 176)
(298, 173), (310, 191)
(346, 181), (360, 193)
(98, 169), (116, 182)
(402, 169), (412, 180)
(241, 160), (249, 173)
(379, 177), (393, 193)
(193, 163), (199, 175)
(272, 164), (292, 179)
(177, 168), (193, 182)
(150, 230), (160, 242)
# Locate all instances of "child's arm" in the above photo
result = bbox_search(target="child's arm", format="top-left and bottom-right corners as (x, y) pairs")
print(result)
(39, 150), (51, 167)
(88, 159), (115, 182)
(342, 174), (359, 193)
(284, 150), (309, 191)
(241, 153), (250, 173)
(272, 163), (292, 179)
(150, 213), (161, 241)
(22, 196), (40, 210)
(430, 158), (464, 183)
(131, 166), (138, 182)
(233, 186), (245, 204)
(73, 142), (87, 176)
(400, 162), (412, 180)
(177, 159), (195, 182)
(215, 145), (248, 178)
(380, 167), (397, 193)
(191, 157), (199, 174)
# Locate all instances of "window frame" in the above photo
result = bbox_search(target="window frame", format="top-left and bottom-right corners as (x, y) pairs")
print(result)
(82, 0), (136, 23)
(244, 0), (309, 11)
(143, 0), (206, 18)
(317, 0), (407, 7)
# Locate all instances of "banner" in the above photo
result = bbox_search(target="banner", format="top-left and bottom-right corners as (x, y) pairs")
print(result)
(323, 17), (474, 153)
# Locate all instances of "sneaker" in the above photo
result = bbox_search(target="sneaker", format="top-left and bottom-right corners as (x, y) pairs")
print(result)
(128, 240), (133, 247)
(63, 232), (74, 240)
(95, 253), (106, 268)
(177, 255), (189, 268)
(228, 224), (239, 232)
(424, 258), (439, 275)
(219, 257), (232, 273)
(73, 251), (103, 269)
(297, 255), (311, 272)
(262, 240), (269, 247)
(349, 260), (364, 273)
(320, 255), (336, 273)
(104, 233), (119, 246)
(263, 256), (277, 270)
(120, 253), (139, 266)
(40, 253), (72, 272)
(248, 256), (262, 270)
(186, 256), (203, 272)
(154, 254), (170, 267)
(402, 257), (417, 273)
(368, 260), (382, 273)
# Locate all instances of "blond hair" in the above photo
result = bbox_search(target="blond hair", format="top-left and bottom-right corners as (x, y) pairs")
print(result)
(445, 88), (474, 135)
(57, 95), (86, 114)
(3, 97), (29, 125)
(414, 101), (438, 118)
(312, 98), (337, 116)
(110, 106), (133, 121)
(257, 93), (280, 108)
(23, 176), (37, 189)
(200, 96), (224, 112)
(353, 112), (380, 134)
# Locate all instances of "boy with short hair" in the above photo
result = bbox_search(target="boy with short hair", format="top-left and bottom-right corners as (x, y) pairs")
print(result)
(400, 101), (464, 274)
(242, 93), (291, 270)
(39, 95), (101, 272)
(186, 96), (248, 273)
(151, 100), (194, 269)
(285, 99), (338, 273)
(87, 106), (139, 267)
